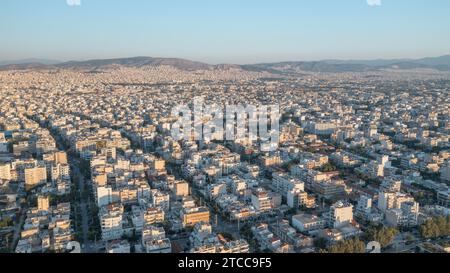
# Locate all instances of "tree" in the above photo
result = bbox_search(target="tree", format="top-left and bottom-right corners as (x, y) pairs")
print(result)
(88, 230), (99, 241)
(419, 216), (450, 239)
(365, 226), (398, 248)
(421, 220), (439, 239)
(220, 232), (234, 241)
(322, 163), (337, 173)
(436, 217), (447, 236)
(239, 224), (253, 239)
(328, 238), (365, 253)
(446, 215), (450, 235)
(405, 234), (415, 245)
(313, 237), (328, 250)
(0, 248), (11, 253)
(0, 216), (13, 228)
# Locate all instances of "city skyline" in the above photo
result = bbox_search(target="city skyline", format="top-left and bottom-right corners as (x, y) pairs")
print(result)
(1, 0), (450, 64)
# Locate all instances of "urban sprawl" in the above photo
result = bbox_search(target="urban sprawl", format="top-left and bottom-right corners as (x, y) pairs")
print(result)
(0, 65), (450, 253)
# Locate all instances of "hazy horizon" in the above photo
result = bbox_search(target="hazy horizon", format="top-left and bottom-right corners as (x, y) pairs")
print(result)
(2, 53), (450, 67)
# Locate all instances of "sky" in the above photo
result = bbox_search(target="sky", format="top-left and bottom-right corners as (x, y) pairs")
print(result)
(1, 0), (450, 64)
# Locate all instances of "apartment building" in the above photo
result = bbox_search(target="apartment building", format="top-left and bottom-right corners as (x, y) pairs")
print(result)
(24, 166), (47, 190)
(292, 214), (326, 233)
(251, 188), (272, 212)
(0, 163), (11, 180)
(100, 204), (124, 241)
(181, 206), (210, 227)
(328, 201), (353, 229)
(272, 172), (305, 198)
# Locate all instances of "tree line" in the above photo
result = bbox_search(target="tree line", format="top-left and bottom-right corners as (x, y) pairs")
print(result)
(419, 216), (450, 239)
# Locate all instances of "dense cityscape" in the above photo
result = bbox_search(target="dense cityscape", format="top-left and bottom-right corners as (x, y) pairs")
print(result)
(0, 63), (449, 254)
(1, 1), (450, 261)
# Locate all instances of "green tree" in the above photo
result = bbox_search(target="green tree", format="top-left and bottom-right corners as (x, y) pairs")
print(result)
(419, 216), (450, 239)
(436, 217), (447, 236)
(328, 238), (365, 253)
(365, 226), (398, 248)
(405, 234), (415, 245)
(322, 163), (337, 172)
(0, 217), (13, 228)
(313, 237), (328, 250)
(446, 215), (450, 235)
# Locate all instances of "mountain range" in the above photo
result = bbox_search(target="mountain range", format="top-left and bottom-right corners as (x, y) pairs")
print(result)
(1, 55), (450, 73)
(0, 58), (60, 66)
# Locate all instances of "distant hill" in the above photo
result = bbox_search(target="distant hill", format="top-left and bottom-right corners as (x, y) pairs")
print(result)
(0, 58), (60, 66)
(0, 63), (57, 71)
(244, 55), (450, 73)
(0, 57), (214, 71)
(416, 55), (450, 66)
(242, 62), (372, 73)
(1, 55), (450, 73)
(56, 57), (213, 71)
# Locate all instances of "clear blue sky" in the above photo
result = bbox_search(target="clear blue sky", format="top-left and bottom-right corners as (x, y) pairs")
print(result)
(1, 0), (449, 64)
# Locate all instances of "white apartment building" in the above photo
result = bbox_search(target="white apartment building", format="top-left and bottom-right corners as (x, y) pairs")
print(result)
(272, 172), (305, 198)
(106, 240), (131, 253)
(251, 188), (272, 212)
(189, 222), (213, 247)
(145, 239), (172, 253)
(143, 207), (165, 225)
(231, 178), (247, 194)
(51, 164), (70, 181)
(206, 183), (227, 200)
(385, 201), (420, 227)
(189, 240), (250, 253)
(142, 225), (171, 253)
(380, 179), (402, 193)
(328, 201), (353, 229)
(100, 204), (124, 241)
(292, 214), (326, 233)
(97, 186), (113, 207)
(287, 188), (311, 209)
(356, 195), (372, 216)
(151, 189), (170, 211)
(378, 191), (414, 212)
